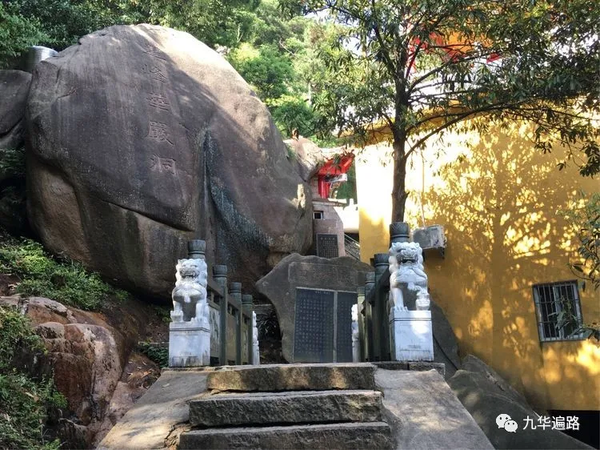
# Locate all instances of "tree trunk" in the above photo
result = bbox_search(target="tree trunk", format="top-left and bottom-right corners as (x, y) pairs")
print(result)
(391, 135), (408, 222)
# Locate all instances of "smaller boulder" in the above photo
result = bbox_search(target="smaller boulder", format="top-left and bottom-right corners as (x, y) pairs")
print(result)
(285, 137), (324, 182)
(256, 253), (373, 363)
(0, 70), (31, 151)
(448, 355), (591, 449)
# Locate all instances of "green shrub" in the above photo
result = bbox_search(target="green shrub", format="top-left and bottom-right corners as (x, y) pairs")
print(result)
(138, 341), (169, 368)
(0, 306), (66, 450)
(0, 233), (129, 311)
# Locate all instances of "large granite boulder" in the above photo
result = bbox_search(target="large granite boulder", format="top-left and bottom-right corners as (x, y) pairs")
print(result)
(26, 25), (312, 298)
(0, 70), (31, 152)
(256, 253), (373, 363)
(0, 70), (31, 232)
(449, 355), (591, 449)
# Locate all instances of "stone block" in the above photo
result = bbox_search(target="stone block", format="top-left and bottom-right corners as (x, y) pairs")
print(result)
(189, 390), (383, 427)
(168, 322), (210, 367)
(255, 253), (373, 363)
(206, 363), (376, 392)
(179, 422), (393, 449)
(390, 309), (434, 361)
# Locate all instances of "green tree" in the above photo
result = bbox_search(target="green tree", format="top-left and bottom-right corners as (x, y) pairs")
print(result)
(281, 0), (600, 221)
(1, 0), (261, 59)
(0, 2), (48, 66)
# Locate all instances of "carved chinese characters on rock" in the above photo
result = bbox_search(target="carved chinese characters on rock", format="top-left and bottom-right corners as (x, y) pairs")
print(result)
(141, 40), (179, 177)
(150, 155), (176, 175)
(142, 63), (167, 83)
(148, 121), (173, 144)
(142, 42), (168, 61)
(147, 93), (170, 111)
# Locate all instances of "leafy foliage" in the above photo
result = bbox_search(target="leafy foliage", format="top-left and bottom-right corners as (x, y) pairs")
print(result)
(1, 0), (261, 62)
(281, 0), (600, 220)
(563, 192), (600, 291)
(0, 148), (26, 180)
(138, 341), (169, 368)
(0, 307), (66, 450)
(0, 232), (129, 310)
(0, 2), (47, 67)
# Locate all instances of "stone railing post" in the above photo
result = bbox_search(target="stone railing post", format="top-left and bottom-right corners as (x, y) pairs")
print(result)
(357, 286), (366, 362)
(213, 265), (228, 365)
(229, 282), (242, 365)
(242, 294), (255, 365)
(373, 253), (389, 361)
(188, 239), (206, 259)
(364, 272), (375, 362)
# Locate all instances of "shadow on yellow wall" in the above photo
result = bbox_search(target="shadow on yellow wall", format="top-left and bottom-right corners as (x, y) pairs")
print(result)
(357, 121), (600, 411)
(422, 125), (599, 411)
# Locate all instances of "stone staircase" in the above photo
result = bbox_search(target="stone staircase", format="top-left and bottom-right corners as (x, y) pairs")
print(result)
(178, 363), (393, 449)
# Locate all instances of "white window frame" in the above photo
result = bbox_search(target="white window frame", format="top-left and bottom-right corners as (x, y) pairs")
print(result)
(532, 281), (585, 342)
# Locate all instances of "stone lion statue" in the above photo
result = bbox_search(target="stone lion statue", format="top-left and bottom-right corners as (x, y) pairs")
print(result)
(389, 241), (428, 310)
(171, 258), (208, 323)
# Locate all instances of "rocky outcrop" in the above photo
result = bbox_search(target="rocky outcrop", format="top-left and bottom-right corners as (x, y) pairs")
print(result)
(430, 299), (461, 379)
(256, 253), (373, 362)
(0, 296), (160, 448)
(285, 137), (324, 182)
(448, 355), (591, 449)
(0, 70), (30, 151)
(26, 24), (312, 299)
(0, 70), (31, 232)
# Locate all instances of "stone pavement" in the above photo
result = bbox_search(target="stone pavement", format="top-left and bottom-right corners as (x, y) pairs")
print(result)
(99, 364), (493, 449)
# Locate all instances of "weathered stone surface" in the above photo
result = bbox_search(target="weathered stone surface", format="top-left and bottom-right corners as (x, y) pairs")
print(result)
(207, 363), (376, 392)
(0, 70), (31, 231)
(0, 70), (31, 151)
(460, 354), (529, 405)
(256, 253), (373, 362)
(26, 24), (312, 299)
(374, 361), (446, 377)
(190, 390), (382, 427)
(448, 356), (591, 449)
(179, 422), (393, 450)
(284, 136), (324, 182)
(1, 295), (156, 448)
(430, 299), (461, 379)
(98, 369), (210, 450)
(375, 368), (494, 450)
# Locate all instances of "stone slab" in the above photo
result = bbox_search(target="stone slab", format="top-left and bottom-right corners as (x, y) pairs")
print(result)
(375, 368), (494, 450)
(256, 253), (373, 362)
(97, 369), (210, 450)
(316, 233), (339, 258)
(374, 361), (445, 377)
(293, 288), (334, 362)
(207, 363), (376, 392)
(189, 390), (382, 427)
(179, 422), (393, 449)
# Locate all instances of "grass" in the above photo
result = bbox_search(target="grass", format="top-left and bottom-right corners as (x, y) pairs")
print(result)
(0, 306), (66, 450)
(0, 230), (129, 311)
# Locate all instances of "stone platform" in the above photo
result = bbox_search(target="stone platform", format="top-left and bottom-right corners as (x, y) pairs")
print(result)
(99, 363), (492, 450)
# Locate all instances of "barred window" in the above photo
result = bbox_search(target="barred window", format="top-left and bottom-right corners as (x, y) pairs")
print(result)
(532, 281), (585, 342)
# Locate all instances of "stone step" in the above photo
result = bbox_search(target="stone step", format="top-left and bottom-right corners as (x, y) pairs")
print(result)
(179, 422), (393, 449)
(206, 363), (376, 392)
(189, 390), (383, 427)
